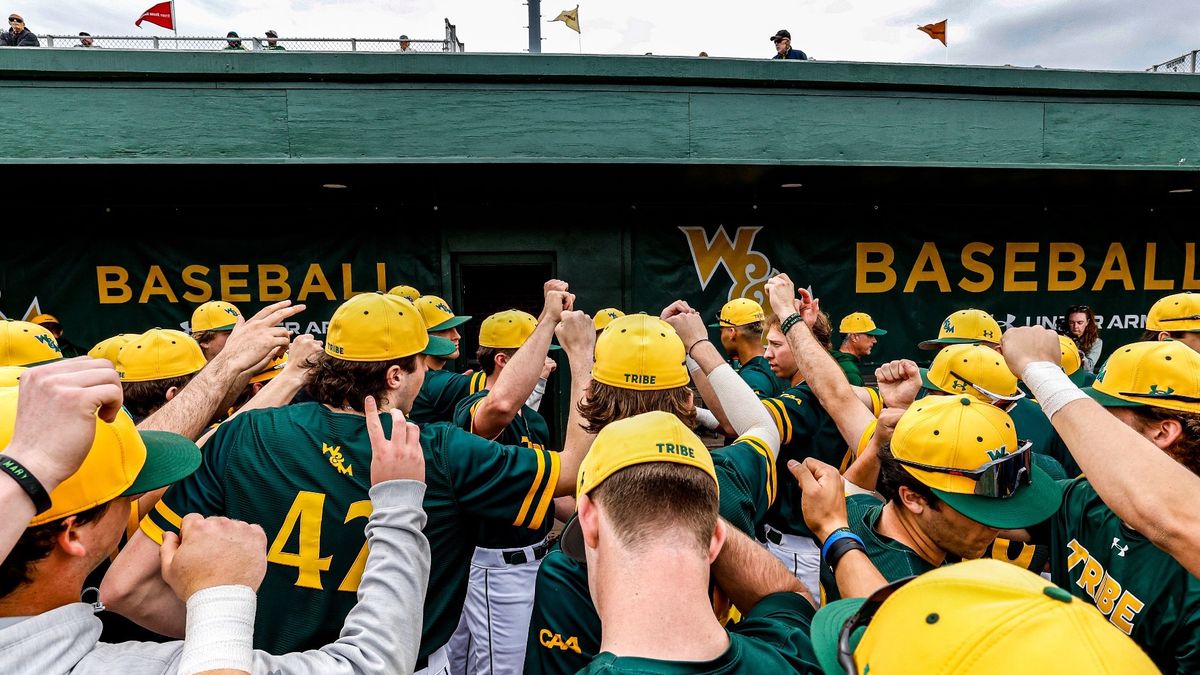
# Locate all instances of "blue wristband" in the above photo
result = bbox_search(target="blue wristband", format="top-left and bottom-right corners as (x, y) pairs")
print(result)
(821, 529), (864, 562)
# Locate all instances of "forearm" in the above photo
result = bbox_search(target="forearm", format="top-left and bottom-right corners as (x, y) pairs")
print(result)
(234, 370), (307, 417)
(555, 364), (596, 496)
(712, 522), (810, 611)
(139, 358), (241, 440)
(252, 480), (431, 675)
(785, 322), (875, 452)
(705, 362), (780, 457)
(103, 531), (188, 637)
(478, 322), (557, 437)
(0, 478), (35, 559)
(831, 549), (889, 599)
(844, 428), (881, 491)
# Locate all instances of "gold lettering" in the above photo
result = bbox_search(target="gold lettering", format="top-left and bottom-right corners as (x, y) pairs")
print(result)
(341, 263), (365, 300)
(1092, 243), (1135, 292)
(138, 265), (179, 304)
(220, 265), (252, 302)
(903, 242), (950, 293)
(258, 264), (291, 301)
(1184, 243), (1200, 291)
(298, 264), (336, 301)
(1003, 242), (1039, 292)
(1094, 572), (1122, 616)
(957, 243), (994, 293)
(181, 265), (213, 303)
(1076, 557), (1104, 599)
(1143, 243), (1174, 291)
(1065, 539), (1089, 572)
(375, 262), (388, 291)
(1111, 591), (1145, 636)
(856, 243), (896, 293)
(1047, 243), (1086, 292)
(96, 266), (132, 304)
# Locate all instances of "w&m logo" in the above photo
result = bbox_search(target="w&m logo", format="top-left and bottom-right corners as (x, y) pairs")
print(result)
(679, 226), (776, 305)
(322, 443), (354, 477)
(34, 334), (62, 354)
(942, 318), (955, 334)
(985, 448), (1009, 461)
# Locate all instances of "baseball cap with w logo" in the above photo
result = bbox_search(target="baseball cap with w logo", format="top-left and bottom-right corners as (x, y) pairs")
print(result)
(415, 295), (472, 332)
(593, 307), (626, 332)
(592, 314), (689, 391)
(918, 309), (1002, 351)
(326, 293), (455, 361)
(1084, 340), (1200, 414)
(0, 320), (63, 367)
(190, 301), (242, 333)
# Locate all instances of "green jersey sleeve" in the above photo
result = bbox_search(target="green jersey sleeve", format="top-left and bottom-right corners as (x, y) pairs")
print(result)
(436, 425), (560, 531)
(761, 389), (822, 449)
(712, 435), (777, 536)
(832, 351), (865, 386)
(729, 591), (822, 674)
(410, 369), (487, 424)
(524, 549), (599, 675)
(140, 415), (236, 544)
(452, 389), (488, 435)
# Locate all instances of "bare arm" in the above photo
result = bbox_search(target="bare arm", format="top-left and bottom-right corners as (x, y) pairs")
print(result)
(660, 300), (736, 437)
(552, 311), (597, 496)
(712, 521), (812, 611)
(102, 529), (188, 637)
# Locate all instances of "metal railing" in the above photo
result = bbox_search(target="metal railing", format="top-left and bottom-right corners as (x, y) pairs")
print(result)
(42, 18), (465, 53)
(1148, 50), (1198, 73)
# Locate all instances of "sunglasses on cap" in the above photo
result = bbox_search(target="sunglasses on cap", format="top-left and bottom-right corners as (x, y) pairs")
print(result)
(948, 370), (1025, 406)
(894, 439), (1033, 498)
(1117, 389), (1200, 404)
(1067, 305), (1091, 314)
(1160, 314), (1200, 323)
(837, 575), (917, 673)
(8, 17), (22, 23)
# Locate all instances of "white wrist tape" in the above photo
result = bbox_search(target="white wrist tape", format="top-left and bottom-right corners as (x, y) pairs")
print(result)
(695, 407), (720, 430)
(178, 585), (257, 675)
(1021, 361), (1088, 420)
(686, 356), (701, 372)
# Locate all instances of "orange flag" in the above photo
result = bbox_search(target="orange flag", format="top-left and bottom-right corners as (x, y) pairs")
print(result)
(918, 19), (947, 46)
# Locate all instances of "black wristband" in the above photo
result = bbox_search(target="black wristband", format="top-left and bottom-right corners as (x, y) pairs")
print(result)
(1, 455), (52, 514)
(781, 313), (804, 335)
(825, 537), (867, 572)
(688, 338), (711, 359)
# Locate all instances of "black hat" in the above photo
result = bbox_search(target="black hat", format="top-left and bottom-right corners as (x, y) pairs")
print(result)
(265, 29), (277, 37)
(770, 29), (790, 42)
(227, 31), (239, 37)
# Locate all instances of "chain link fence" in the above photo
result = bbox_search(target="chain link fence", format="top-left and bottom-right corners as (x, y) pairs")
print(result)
(1148, 50), (1197, 73)
(43, 18), (464, 52)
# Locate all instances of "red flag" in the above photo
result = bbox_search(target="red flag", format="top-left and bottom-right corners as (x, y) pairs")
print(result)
(918, 19), (947, 46)
(136, 1), (174, 30)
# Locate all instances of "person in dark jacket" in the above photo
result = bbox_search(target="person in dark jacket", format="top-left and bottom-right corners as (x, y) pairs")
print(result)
(1, 14), (38, 46)
(770, 29), (805, 60)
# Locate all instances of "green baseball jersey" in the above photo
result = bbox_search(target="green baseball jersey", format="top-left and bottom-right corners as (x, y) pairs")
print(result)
(831, 350), (865, 386)
(1038, 478), (1200, 673)
(524, 434), (778, 675)
(142, 402), (560, 667)
(408, 368), (486, 424)
(986, 453), (1067, 573)
(1008, 397), (1081, 477)
(761, 384), (852, 539)
(455, 388), (554, 548)
(736, 355), (788, 398)
(819, 494), (936, 604)
(579, 592), (821, 674)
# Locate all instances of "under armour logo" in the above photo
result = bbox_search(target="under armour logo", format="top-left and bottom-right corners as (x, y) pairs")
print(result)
(1112, 537), (1128, 557)
(998, 314), (1016, 330)
(982, 329), (995, 338)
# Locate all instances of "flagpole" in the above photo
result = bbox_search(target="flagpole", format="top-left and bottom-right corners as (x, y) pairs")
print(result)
(171, 0), (177, 38)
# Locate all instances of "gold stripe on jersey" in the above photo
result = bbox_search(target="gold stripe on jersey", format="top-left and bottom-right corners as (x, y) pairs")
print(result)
(470, 371), (486, 394)
(528, 451), (561, 530)
(867, 387), (883, 417)
(855, 419), (878, 461)
(738, 435), (777, 506)
(140, 514), (166, 545)
(155, 500), (183, 528)
(762, 398), (792, 444)
(514, 449), (547, 528)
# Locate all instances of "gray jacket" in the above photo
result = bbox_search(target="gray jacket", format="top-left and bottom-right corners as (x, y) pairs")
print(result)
(0, 480), (430, 675)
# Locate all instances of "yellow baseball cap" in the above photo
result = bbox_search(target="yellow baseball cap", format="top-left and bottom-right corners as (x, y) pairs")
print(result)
(415, 295), (472, 332)
(1083, 340), (1200, 414)
(918, 309), (1002, 350)
(891, 395), (1061, 529)
(559, 411), (718, 561)
(919, 344), (1023, 403)
(478, 310), (561, 351)
(387, 285), (422, 302)
(249, 352), (289, 384)
(1058, 335), (1082, 376)
(326, 292), (455, 361)
(839, 312), (887, 336)
(0, 386), (201, 527)
(29, 314), (60, 326)
(190, 301), (242, 333)
(1147, 292), (1200, 332)
(811, 558), (1158, 675)
(594, 307), (626, 332)
(0, 366), (25, 387)
(707, 298), (766, 328)
(593, 314), (689, 391)
(0, 320), (63, 367)
(116, 329), (207, 383)
(88, 333), (140, 364)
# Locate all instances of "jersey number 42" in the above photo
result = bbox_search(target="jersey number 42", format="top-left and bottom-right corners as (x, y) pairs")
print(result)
(267, 490), (371, 592)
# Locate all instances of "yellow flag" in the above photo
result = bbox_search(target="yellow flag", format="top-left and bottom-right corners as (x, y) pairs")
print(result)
(551, 5), (580, 33)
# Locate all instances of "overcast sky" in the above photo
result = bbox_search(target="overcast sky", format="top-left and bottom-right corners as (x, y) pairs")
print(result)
(26, 0), (1200, 71)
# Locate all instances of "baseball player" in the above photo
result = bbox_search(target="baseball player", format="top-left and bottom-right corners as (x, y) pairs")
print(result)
(709, 297), (788, 399)
(447, 292), (570, 675)
(409, 295), (485, 424)
(1144, 291), (1200, 352)
(917, 308), (1003, 352)
(0, 319), (63, 367)
(389, 284), (422, 302)
(524, 309), (780, 675)
(592, 307), (624, 335)
(833, 312), (886, 386)
(189, 300), (242, 360)
(103, 292), (598, 675)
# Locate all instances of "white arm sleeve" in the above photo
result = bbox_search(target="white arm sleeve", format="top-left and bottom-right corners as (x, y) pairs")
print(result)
(707, 364), (781, 460)
(695, 407), (721, 431)
(526, 378), (548, 411)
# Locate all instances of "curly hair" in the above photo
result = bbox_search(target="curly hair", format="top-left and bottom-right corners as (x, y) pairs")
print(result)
(1067, 305), (1100, 355)
(0, 502), (112, 598)
(578, 380), (695, 434)
(305, 353), (419, 412)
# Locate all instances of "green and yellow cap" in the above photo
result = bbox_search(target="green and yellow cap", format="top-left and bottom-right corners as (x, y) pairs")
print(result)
(116, 329), (207, 383)
(593, 314), (689, 391)
(0, 386), (201, 527)
(811, 558), (1158, 675)
(593, 308), (626, 332)
(479, 310), (560, 351)
(559, 411), (718, 561)
(387, 285), (422, 303)
(1083, 340), (1200, 414)
(839, 312), (886, 336)
(0, 320), (63, 367)
(249, 352), (289, 384)
(88, 333), (140, 364)
(326, 292), (455, 361)
(891, 395), (1061, 529)
(708, 298), (766, 328)
(190, 301), (242, 333)
(1147, 292), (1200, 332)
(918, 309), (1002, 350)
(415, 295), (472, 333)
(920, 344), (1023, 403)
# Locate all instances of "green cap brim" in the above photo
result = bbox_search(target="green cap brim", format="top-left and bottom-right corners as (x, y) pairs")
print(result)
(428, 315), (473, 332)
(422, 335), (458, 357)
(919, 367), (937, 391)
(549, 344), (563, 351)
(811, 598), (868, 675)
(917, 337), (988, 350)
(1081, 386), (1144, 408)
(864, 328), (887, 336)
(21, 355), (65, 368)
(121, 430), (202, 496)
(930, 464), (1063, 530)
(209, 324), (237, 333)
